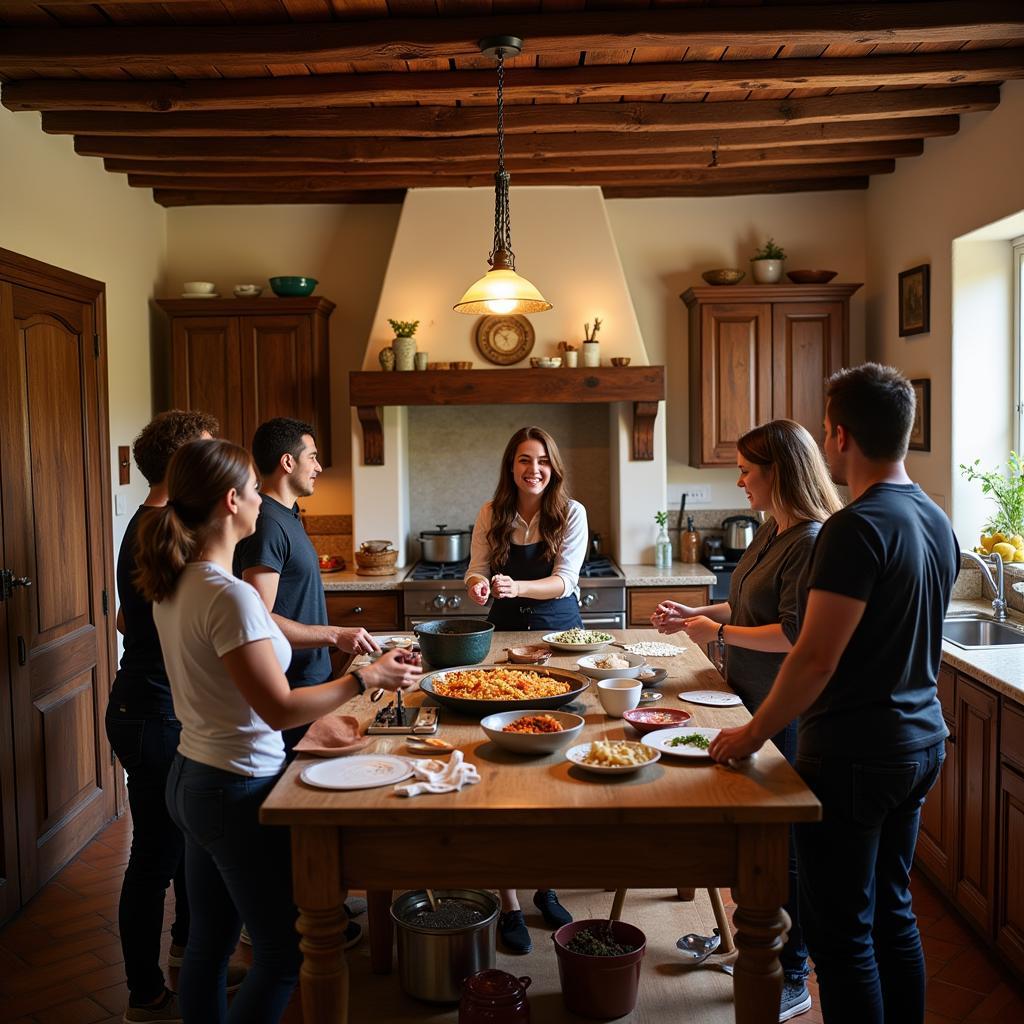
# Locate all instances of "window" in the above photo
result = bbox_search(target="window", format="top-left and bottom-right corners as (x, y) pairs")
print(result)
(1016, 235), (1024, 451)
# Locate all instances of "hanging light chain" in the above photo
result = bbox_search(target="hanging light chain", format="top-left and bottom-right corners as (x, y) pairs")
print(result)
(489, 46), (515, 271)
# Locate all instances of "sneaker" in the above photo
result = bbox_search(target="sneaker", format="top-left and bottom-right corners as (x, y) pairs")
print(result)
(239, 925), (251, 946)
(779, 979), (812, 1022)
(342, 920), (362, 950)
(532, 889), (572, 928)
(124, 988), (182, 1023)
(498, 910), (532, 954)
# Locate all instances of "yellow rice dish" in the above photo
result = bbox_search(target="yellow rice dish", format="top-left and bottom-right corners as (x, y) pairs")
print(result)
(432, 668), (571, 701)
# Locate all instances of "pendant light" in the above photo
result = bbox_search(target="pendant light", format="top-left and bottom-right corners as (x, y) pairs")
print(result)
(454, 36), (552, 316)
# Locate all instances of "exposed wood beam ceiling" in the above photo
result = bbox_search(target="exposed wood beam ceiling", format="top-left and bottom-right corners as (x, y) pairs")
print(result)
(1, 1), (1021, 206)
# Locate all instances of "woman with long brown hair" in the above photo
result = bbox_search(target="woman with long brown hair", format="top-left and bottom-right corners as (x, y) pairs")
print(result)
(465, 426), (588, 952)
(652, 418), (843, 1023)
(135, 438), (419, 1024)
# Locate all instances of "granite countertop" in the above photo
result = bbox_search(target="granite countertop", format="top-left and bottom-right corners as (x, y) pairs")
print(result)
(620, 562), (717, 586)
(943, 597), (1024, 706)
(321, 567), (410, 591)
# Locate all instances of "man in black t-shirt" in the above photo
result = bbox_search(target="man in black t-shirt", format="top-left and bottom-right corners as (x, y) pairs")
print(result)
(711, 364), (959, 1024)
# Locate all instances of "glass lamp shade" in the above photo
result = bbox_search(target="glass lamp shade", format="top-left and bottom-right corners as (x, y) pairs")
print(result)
(453, 268), (553, 315)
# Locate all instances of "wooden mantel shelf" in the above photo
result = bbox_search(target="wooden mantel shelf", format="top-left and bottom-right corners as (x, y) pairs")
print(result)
(350, 366), (665, 465)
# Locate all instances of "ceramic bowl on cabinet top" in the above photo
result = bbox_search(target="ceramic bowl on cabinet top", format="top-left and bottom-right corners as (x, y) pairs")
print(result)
(786, 270), (837, 284)
(183, 281), (216, 294)
(269, 276), (318, 296)
(701, 269), (745, 286)
(233, 284), (263, 297)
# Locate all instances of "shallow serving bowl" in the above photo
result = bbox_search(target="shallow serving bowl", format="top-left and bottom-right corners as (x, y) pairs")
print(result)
(786, 270), (837, 284)
(702, 269), (745, 286)
(622, 707), (693, 735)
(479, 710), (585, 754)
(182, 280), (216, 294)
(419, 664), (589, 718)
(269, 275), (318, 296)
(542, 630), (614, 653)
(576, 650), (645, 680)
(506, 644), (552, 665)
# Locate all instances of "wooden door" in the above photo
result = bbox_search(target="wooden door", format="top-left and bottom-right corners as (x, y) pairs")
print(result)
(0, 257), (117, 906)
(170, 316), (245, 445)
(771, 302), (844, 437)
(695, 304), (771, 465)
(996, 760), (1024, 974)
(954, 675), (998, 936)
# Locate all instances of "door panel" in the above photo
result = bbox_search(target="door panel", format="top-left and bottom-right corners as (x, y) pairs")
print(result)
(171, 317), (244, 445)
(997, 762), (1024, 974)
(241, 315), (313, 438)
(771, 302), (843, 436)
(0, 277), (116, 903)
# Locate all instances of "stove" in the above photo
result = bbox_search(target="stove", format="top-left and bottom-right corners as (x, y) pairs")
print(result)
(402, 556), (627, 630)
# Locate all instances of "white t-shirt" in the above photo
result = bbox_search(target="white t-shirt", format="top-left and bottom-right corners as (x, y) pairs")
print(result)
(154, 561), (292, 777)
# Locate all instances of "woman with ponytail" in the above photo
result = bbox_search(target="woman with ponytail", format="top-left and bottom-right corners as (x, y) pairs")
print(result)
(136, 438), (420, 1024)
(464, 426), (587, 953)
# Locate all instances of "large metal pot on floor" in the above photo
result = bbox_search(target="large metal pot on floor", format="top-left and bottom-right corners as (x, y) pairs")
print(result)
(391, 889), (500, 1003)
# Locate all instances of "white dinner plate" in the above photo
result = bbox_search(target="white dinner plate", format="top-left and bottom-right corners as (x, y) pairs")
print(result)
(300, 754), (413, 790)
(542, 632), (614, 653)
(565, 741), (660, 774)
(642, 727), (721, 759)
(678, 690), (743, 707)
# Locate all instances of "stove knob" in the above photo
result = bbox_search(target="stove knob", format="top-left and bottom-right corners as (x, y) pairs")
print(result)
(580, 593), (597, 608)
(446, 595), (462, 609)
(432, 594), (447, 610)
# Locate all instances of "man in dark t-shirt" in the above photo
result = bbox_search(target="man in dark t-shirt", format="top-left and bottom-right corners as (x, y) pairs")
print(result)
(711, 364), (960, 1024)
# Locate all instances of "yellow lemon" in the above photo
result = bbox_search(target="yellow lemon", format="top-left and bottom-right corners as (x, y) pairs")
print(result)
(991, 532), (1007, 546)
(1011, 534), (1024, 550)
(980, 534), (996, 552)
(1015, 551), (1024, 563)
(992, 542), (1016, 560)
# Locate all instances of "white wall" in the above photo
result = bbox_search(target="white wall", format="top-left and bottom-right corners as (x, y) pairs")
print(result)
(0, 106), (166, 563)
(606, 189), (868, 508)
(865, 80), (1024, 540)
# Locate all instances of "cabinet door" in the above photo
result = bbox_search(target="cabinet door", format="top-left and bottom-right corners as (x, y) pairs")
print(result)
(917, 733), (957, 894)
(997, 760), (1024, 975)
(771, 302), (844, 437)
(240, 315), (313, 442)
(696, 304), (772, 465)
(954, 676), (999, 936)
(628, 587), (709, 627)
(325, 593), (400, 631)
(170, 317), (245, 445)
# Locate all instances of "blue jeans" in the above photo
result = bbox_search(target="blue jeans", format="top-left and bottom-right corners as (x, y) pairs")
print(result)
(794, 741), (944, 1024)
(105, 707), (189, 1004)
(166, 755), (301, 1024)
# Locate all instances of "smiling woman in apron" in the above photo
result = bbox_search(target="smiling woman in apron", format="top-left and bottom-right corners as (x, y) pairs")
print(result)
(465, 425), (588, 952)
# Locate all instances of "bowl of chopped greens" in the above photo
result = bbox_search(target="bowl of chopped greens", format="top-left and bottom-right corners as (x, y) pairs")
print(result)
(542, 627), (614, 652)
(641, 726), (720, 759)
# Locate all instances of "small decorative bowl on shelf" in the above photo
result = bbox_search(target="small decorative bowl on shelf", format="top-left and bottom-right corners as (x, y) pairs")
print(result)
(427, 361), (450, 370)
(701, 269), (745, 286)
(233, 284), (262, 297)
(610, 357), (631, 367)
(536, 357), (562, 368)
(451, 361), (474, 370)
(786, 270), (837, 284)
(269, 276), (318, 297)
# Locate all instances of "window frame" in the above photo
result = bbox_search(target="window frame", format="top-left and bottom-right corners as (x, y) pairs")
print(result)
(1015, 235), (1024, 453)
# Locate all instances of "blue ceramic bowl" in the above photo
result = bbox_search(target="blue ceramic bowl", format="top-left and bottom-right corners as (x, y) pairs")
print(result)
(269, 276), (318, 297)
(413, 619), (494, 669)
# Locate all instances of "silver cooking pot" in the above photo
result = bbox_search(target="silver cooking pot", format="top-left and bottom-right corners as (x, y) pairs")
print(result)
(419, 524), (471, 563)
(722, 514), (760, 556)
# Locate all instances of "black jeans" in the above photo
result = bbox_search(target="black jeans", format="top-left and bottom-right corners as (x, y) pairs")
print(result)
(794, 741), (944, 1024)
(105, 706), (189, 1004)
(166, 754), (301, 1024)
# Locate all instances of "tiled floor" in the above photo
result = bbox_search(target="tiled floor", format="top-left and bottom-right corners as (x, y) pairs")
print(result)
(1, 813), (1022, 1023)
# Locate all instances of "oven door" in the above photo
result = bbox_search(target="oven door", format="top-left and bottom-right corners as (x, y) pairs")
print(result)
(580, 612), (625, 630)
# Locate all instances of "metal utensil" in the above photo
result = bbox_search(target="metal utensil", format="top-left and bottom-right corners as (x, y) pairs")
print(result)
(425, 888), (440, 912)
(676, 928), (722, 963)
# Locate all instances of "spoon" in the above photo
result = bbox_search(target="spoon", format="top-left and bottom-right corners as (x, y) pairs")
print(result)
(676, 928), (722, 963)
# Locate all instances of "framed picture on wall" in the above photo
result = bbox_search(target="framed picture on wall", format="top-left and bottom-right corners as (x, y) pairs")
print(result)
(899, 264), (930, 337)
(909, 378), (931, 452)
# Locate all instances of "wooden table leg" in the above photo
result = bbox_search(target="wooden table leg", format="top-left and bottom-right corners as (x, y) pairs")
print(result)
(731, 825), (790, 1024)
(291, 827), (348, 1024)
(368, 889), (394, 975)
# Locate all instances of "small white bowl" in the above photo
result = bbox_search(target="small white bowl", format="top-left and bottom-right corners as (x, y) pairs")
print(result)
(233, 284), (263, 297)
(183, 281), (216, 294)
(596, 679), (643, 718)
(577, 651), (645, 680)
(480, 710), (585, 755)
(536, 357), (562, 368)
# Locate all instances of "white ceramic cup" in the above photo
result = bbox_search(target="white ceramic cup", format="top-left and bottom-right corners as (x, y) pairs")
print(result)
(597, 679), (643, 717)
(183, 281), (216, 294)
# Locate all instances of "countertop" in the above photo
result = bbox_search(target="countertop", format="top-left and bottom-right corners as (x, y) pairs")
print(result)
(943, 598), (1024, 706)
(620, 562), (717, 586)
(321, 567), (410, 591)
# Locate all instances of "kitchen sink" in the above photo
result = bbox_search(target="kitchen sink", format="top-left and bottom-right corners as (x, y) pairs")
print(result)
(942, 616), (1024, 649)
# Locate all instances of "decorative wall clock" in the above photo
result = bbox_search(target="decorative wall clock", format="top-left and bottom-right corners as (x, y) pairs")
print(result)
(474, 315), (535, 366)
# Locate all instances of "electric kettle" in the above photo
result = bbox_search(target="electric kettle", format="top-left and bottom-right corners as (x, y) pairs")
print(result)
(722, 515), (760, 557)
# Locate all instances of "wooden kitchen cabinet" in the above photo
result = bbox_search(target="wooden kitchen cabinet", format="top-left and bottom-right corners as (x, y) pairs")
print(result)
(680, 284), (860, 467)
(155, 297), (334, 465)
(997, 701), (1024, 975)
(326, 592), (401, 631)
(628, 586), (709, 627)
(917, 665), (958, 893)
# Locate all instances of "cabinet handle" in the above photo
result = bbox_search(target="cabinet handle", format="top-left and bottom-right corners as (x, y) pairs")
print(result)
(352, 606), (364, 615)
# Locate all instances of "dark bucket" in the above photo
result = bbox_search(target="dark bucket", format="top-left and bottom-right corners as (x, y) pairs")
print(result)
(552, 919), (646, 1019)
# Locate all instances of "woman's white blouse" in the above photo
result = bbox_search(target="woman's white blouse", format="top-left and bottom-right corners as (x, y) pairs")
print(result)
(465, 499), (588, 599)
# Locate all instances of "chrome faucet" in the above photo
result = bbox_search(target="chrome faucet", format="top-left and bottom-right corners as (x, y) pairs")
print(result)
(962, 550), (1006, 622)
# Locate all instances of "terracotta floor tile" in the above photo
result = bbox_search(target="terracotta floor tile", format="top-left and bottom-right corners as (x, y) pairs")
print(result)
(922, 913), (977, 945)
(0, 980), (83, 1020)
(74, 961), (133, 995)
(89, 981), (129, 1016)
(1, 952), (107, 996)
(964, 981), (1024, 1022)
(927, 979), (992, 1021)
(35, 994), (110, 1024)
(923, 932), (965, 963)
(20, 926), (120, 966)
(935, 946), (1008, 996)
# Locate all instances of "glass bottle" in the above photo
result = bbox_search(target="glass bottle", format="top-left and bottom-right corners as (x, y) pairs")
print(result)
(655, 525), (673, 569)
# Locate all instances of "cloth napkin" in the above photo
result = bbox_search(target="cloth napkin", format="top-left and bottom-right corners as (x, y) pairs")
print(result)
(395, 749), (481, 797)
(292, 714), (369, 757)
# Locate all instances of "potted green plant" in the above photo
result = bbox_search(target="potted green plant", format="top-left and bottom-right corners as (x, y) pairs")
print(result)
(750, 237), (786, 284)
(388, 318), (419, 371)
(960, 453), (1024, 562)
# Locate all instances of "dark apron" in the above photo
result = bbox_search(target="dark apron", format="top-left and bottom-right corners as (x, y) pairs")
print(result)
(487, 540), (583, 632)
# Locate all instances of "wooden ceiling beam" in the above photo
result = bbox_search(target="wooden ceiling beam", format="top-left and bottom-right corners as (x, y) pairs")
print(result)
(3, 4), (1022, 72)
(101, 141), (923, 177)
(602, 178), (871, 199)
(70, 117), (961, 161)
(122, 160), (897, 191)
(5, 49), (1022, 112)
(42, 85), (999, 138)
(154, 188), (407, 206)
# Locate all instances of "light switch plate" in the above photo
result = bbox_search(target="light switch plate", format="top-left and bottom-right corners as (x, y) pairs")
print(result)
(115, 493), (127, 516)
(675, 484), (711, 505)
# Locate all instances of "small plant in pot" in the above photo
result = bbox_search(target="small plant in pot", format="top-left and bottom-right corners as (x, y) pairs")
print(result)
(388, 318), (420, 371)
(961, 452), (1024, 562)
(750, 237), (786, 284)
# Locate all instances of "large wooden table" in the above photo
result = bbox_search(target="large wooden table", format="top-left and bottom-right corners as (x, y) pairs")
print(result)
(260, 630), (820, 1023)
